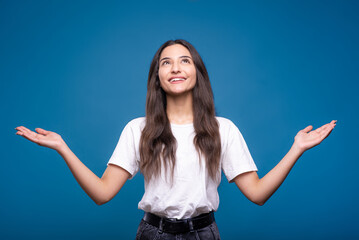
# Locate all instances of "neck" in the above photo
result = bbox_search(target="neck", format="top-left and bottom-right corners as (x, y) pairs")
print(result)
(166, 92), (194, 125)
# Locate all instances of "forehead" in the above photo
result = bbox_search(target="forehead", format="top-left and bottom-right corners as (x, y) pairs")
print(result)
(160, 44), (192, 59)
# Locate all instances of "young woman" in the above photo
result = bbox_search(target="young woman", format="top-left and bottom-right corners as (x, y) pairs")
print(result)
(15, 39), (336, 239)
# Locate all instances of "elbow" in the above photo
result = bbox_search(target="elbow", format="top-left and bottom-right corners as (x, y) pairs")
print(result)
(94, 196), (111, 206)
(250, 196), (267, 206)
(255, 200), (266, 206)
(95, 199), (109, 206)
(95, 200), (106, 206)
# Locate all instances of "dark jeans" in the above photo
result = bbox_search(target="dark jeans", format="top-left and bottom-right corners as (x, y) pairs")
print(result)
(135, 219), (221, 240)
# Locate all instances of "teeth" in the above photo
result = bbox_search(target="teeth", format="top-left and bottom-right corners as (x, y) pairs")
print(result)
(170, 78), (185, 82)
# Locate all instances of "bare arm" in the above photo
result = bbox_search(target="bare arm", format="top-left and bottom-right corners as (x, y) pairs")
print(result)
(15, 126), (129, 205)
(234, 120), (336, 206)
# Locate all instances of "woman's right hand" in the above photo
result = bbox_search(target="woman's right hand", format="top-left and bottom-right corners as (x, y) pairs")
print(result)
(15, 126), (130, 205)
(15, 126), (66, 152)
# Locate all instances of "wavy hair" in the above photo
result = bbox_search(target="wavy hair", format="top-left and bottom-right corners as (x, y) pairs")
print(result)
(139, 39), (221, 182)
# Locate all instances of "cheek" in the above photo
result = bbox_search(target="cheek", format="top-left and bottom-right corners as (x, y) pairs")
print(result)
(158, 68), (166, 82)
(190, 69), (197, 85)
(158, 74), (165, 87)
(189, 66), (196, 77)
(157, 70), (168, 89)
(191, 78), (197, 88)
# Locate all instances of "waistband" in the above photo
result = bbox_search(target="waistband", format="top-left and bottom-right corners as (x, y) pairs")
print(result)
(143, 211), (215, 234)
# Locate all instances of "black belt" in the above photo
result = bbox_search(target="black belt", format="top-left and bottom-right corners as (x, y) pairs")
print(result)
(143, 211), (215, 234)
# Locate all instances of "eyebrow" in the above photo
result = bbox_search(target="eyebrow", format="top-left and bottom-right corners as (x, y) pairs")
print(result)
(159, 55), (192, 62)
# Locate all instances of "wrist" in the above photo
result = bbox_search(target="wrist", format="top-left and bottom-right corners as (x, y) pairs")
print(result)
(56, 140), (69, 155)
(290, 143), (305, 156)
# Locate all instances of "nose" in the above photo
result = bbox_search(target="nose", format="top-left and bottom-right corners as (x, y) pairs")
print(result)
(171, 61), (181, 73)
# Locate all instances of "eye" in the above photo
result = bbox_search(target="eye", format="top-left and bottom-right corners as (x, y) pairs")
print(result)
(182, 58), (190, 63)
(161, 60), (170, 66)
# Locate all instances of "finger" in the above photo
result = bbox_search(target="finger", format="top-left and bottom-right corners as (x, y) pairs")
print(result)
(35, 128), (50, 135)
(15, 131), (24, 136)
(314, 120), (337, 134)
(15, 126), (38, 141)
(315, 123), (330, 134)
(316, 120), (337, 135)
(332, 120), (337, 127)
(302, 125), (313, 133)
(18, 130), (39, 143)
(15, 126), (26, 132)
(17, 126), (34, 135)
(316, 125), (334, 142)
(320, 123), (335, 140)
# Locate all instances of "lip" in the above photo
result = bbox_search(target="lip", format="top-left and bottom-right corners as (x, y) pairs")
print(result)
(168, 76), (187, 82)
(168, 76), (187, 84)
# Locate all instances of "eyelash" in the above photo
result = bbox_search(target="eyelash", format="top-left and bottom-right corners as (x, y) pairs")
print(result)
(161, 59), (191, 66)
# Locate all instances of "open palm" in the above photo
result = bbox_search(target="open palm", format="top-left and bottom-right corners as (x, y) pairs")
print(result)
(15, 126), (65, 151)
(294, 120), (336, 151)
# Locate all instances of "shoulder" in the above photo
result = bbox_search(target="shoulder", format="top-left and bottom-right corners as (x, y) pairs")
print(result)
(127, 117), (146, 126)
(215, 116), (237, 130)
(215, 116), (244, 140)
(122, 117), (146, 133)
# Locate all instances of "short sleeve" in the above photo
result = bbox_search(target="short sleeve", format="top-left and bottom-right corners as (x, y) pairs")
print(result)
(107, 120), (141, 179)
(220, 119), (257, 182)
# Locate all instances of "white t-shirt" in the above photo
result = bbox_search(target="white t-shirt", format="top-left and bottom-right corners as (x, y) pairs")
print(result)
(108, 117), (257, 219)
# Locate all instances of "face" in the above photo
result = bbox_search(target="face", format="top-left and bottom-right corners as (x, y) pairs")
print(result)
(158, 44), (197, 96)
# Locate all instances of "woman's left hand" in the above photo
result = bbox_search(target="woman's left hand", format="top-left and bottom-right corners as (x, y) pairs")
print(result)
(294, 120), (337, 152)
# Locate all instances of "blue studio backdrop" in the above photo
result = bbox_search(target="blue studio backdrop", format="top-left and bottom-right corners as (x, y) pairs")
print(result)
(1, 0), (358, 239)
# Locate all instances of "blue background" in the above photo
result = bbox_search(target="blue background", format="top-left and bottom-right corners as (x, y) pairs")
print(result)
(1, 0), (358, 239)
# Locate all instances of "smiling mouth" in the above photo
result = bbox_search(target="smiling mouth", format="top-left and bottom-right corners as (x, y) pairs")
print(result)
(169, 77), (186, 83)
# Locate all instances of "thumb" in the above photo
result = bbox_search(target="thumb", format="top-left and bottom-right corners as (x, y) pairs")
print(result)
(302, 125), (313, 133)
(35, 128), (50, 135)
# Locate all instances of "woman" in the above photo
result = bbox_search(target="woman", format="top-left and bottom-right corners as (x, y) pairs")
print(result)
(15, 39), (336, 239)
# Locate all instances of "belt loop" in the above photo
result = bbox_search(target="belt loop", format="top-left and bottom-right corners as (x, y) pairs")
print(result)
(210, 211), (215, 221)
(188, 220), (194, 233)
(158, 217), (163, 234)
(190, 219), (200, 240)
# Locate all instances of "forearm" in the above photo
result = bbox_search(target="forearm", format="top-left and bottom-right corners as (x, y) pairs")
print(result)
(236, 121), (335, 205)
(255, 144), (304, 205)
(15, 126), (127, 204)
(57, 143), (108, 205)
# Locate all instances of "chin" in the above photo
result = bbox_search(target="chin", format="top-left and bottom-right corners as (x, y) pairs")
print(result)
(167, 90), (193, 97)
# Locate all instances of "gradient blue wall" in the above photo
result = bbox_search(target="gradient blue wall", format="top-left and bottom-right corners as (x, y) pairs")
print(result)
(1, 0), (358, 239)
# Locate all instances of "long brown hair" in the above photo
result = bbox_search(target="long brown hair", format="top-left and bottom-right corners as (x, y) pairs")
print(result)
(139, 39), (221, 182)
